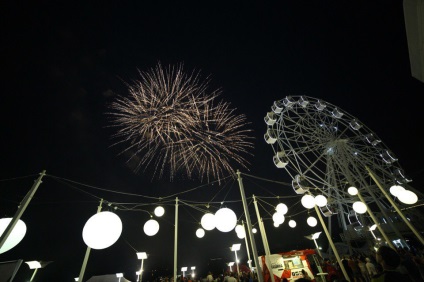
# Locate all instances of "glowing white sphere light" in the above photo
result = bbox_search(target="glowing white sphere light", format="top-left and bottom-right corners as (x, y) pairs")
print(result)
(398, 190), (418, 205)
(200, 213), (216, 231)
(273, 222), (280, 228)
(0, 218), (27, 254)
(390, 185), (405, 197)
(352, 201), (367, 214)
(196, 228), (205, 238)
(314, 195), (328, 207)
(252, 228), (257, 233)
(288, 220), (296, 228)
(214, 208), (237, 232)
(307, 216), (317, 227)
(237, 230), (246, 239)
(348, 187), (358, 196)
(272, 212), (285, 224)
(301, 194), (315, 209)
(235, 224), (244, 234)
(82, 211), (122, 249)
(143, 219), (160, 236)
(154, 206), (165, 217)
(276, 203), (288, 214)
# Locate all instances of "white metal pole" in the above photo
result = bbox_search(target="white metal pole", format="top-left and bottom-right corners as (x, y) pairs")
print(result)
(236, 171), (263, 282)
(29, 268), (38, 282)
(173, 198), (179, 282)
(313, 204), (350, 281)
(140, 259), (145, 282)
(0, 170), (46, 249)
(252, 195), (275, 282)
(234, 250), (240, 276)
(78, 199), (103, 282)
(242, 221), (252, 271)
(313, 239), (322, 258)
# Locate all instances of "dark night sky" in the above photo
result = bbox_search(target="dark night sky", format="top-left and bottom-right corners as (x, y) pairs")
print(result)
(1, 1), (424, 281)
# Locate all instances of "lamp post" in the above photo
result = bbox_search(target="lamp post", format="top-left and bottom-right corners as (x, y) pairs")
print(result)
(137, 252), (148, 282)
(25, 261), (42, 282)
(116, 273), (123, 282)
(231, 243), (241, 276)
(136, 271), (141, 282)
(228, 262), (235, 272)
(25, 260), (51, 282)
(308, 232), (322, 257)
(305, 232), (326, 282)
(191, 266), (196, 278)
(181, 267), (187, 278)
(369, 224), (378, 239)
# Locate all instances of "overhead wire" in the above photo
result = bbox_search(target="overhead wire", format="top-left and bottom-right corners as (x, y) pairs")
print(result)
(0, 173), (40, 182)
(6, 171), (312, 224)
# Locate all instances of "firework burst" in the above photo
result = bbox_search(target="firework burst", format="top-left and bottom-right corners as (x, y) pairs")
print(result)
(107, 63), (254, 182)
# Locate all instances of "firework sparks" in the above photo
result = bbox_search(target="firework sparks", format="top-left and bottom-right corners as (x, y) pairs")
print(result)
(107, 63), (254, 181)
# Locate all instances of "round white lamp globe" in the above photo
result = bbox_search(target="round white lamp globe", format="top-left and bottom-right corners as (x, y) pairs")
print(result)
(397, 190), (418, 205)
(235, 224), (244, 234)
(288, 220), (296, 228)
(314, 195), (328, 207)
(307, 216), (317, 227)
(237, 229), (246, 239)
(143, 219), (160, 236)
(352, 201), (367, 214)
(252, 228), (257, 233)
(273, 222), (280, 228)
(276, 203), (288, 214)
(301, 194), (315, 209)
(390, 185), (405, 197)
(348, 187), (358, 196)
(272, 212), (285, 224)
(214, 208), (237, 232)
(82, 211), (122, 249)
(196, 228), (205, 238)
(0, 218), (27, 254)
(154, 206), (165, 217)
(201, 213), (216, 231)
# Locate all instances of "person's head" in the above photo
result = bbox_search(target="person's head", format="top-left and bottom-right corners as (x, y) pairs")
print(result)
(376, 245), (401, 270)
(301, 269), (306, 274)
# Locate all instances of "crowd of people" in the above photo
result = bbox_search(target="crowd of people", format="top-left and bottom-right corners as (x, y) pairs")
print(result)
(162, 245), (424, 282)
(320, 245), (424, 281)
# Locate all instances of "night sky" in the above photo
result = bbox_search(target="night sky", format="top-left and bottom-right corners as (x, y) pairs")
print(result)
(1, 1), (424, 281)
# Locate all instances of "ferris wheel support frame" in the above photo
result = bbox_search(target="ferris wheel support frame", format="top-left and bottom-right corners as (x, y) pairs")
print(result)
(355, 191), (395, 249)
(367, 166), (424, 246)
(350, 159), (409, 248)
(334, 152), (402, 248)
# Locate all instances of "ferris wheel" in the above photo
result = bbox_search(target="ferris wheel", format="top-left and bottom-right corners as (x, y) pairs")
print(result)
(263, 95), (412, 229)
